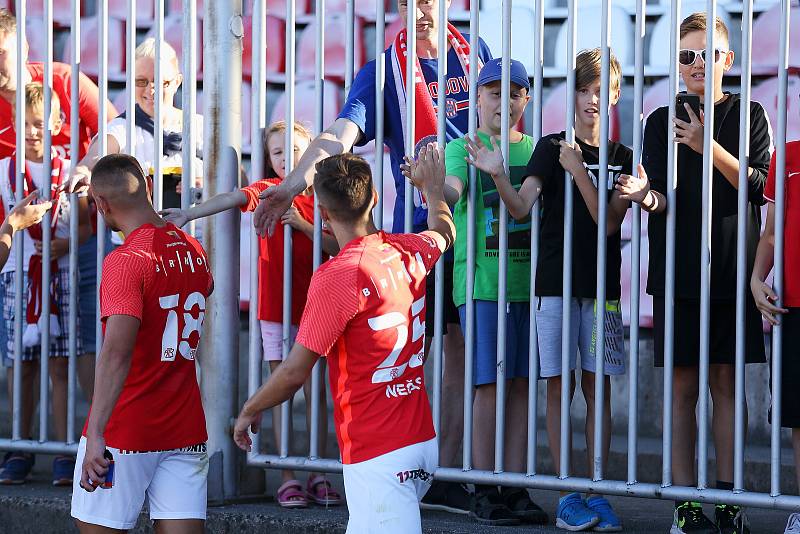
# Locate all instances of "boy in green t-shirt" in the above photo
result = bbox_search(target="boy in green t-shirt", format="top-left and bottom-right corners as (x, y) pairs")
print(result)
(443, 58), (546, 526)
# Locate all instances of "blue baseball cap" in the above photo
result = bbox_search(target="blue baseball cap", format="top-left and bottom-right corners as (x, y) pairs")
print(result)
(477, 58), (530, 91)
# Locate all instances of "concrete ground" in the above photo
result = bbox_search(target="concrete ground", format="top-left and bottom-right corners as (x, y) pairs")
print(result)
(0, 462), (793, 534)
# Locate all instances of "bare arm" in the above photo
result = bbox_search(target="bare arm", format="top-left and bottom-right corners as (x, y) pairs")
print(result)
(750, 204), (786, 325)
(443, 175), (463, 206)
(80, 314), (140, 491)
(402, 143), (455, 251)
(0, 194), (51, 270)
(233, 342), (320, 451)
(616, 164), (666, 214)
(162, 190), (248, 228)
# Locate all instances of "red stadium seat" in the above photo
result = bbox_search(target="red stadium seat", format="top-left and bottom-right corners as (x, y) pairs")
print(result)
(752, 75), (800, 143)
(642, 77), (670, 121)
(269, 79), (342, 134)
(383, 17), (405, 50)
(168, 0), (203, 15)
(26, 0), (84, 26)
(751, 2), (800, 75)
(242, 14), (285, 81)
(297, 13), (365, 82)
(266, 0), (309, 18)
(620, 241), (653, 329)
(450, 0), (470, 14)
(195, 83), (253, 153)
(541, 81), (621, 141)
(109, 0), (156, 28)
(62, 17), (126, 83)
(24, 17), (48, 63)
(325, 0), (390, 21)
(144, 13), (204, 81)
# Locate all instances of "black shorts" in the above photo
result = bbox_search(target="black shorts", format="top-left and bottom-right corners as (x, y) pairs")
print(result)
(652, 296), (767, 367)
(771, 308), (800, 428)
(424, 261), (460, 337)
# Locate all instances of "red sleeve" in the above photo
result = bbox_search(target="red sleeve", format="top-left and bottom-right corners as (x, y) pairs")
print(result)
(391, 231), (443, 274)
(239, 179), (275, 213)
(764, 150), (777, 203)
(99, 249), (147, 322)
(296, 258), (360, 356)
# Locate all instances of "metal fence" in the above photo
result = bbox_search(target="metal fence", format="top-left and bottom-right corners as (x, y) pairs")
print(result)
(0, 0), (798, 513)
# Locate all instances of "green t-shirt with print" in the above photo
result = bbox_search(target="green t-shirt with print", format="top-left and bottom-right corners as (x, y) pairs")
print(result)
(446, 131), (535, 307)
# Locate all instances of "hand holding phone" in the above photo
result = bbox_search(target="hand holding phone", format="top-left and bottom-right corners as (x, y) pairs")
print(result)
(675, 94), (701, 123)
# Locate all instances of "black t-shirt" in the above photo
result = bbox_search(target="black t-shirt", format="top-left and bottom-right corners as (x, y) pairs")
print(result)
(526, 132), (633, 299)
(642, 93), (772, 299)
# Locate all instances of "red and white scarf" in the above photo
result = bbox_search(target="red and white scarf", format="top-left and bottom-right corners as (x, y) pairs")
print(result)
(2, 152), (65, 347)
(390, 23), (482, 208)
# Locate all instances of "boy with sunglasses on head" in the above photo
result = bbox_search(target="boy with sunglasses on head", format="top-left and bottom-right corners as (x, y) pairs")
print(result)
(617, 12), (772, 534)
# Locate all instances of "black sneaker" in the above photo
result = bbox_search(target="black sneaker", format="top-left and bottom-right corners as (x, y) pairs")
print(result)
(715, 504), (750, 534)
(501, 487), (548, 525)
(470, 486), (520, 526)
(670, 501), (719, 533)
(420, 481), (471, 515)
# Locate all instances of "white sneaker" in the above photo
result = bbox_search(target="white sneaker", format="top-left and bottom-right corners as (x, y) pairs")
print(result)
(785, 513), (800, 534)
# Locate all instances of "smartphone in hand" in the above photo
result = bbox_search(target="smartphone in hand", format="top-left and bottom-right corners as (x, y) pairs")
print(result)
(675, 94), (701, 123)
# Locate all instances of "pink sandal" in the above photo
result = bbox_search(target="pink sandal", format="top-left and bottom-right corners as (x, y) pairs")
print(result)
(276, 479), (308, 508)
(306, 474), (343, 506)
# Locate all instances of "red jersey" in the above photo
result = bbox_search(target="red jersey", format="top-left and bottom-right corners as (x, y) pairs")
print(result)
(240, 178), (315, 324)
(764, 140), (800, 307)
(0, 62), (117, 160)
(83, 223), (213, 451)
(297, 231), (443, 464)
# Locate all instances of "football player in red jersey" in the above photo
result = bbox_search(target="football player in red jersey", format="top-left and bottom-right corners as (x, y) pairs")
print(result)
(233, 145), (454, 533)
(71, 154), (212, 534)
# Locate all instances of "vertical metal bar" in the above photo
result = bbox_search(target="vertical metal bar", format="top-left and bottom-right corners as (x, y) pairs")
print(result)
(463, 0), (479, 471)
(280, 0), (296, 460)
(593, 0), (611, 482)
(373, 0), (385, 230)
(153, 0), (164, 212)
(182, 0), (197, 213)
(247, 0), (267, 459)
(696, 0), (717, 491)
(94, 0), (108, 373)
(11, 0), (26, 442)
(734, 0), (754, 493)
(39, 0), (56, 443)
(431, 0), (447, 439)
(494, 0), (511, 475)
(403, 0), (416, 233)
(771, 0), (790, 498)
(662, 0), (681, 489)
(560, 0), (578, 480)
(344, 0), (354, 97)
(309, 0), (325, 461)
(627, 0), (646, 486)
(201, 0), (243, 500)
(126, 0), (137, 154)
(528, 0), (544, 477)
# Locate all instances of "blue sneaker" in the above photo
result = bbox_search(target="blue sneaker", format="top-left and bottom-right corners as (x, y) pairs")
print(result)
(0, 452), (34, 485)
(556, 492), (600, 531)
(52, 456), (75, 487)
(585, 496), (622, 532)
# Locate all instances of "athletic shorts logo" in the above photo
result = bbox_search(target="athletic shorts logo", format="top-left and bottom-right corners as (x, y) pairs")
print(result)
(396, 467), (432, 484)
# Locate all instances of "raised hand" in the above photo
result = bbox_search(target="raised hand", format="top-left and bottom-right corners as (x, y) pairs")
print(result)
(254, 183), (294, 237)
(673, 103), (705, 154)
(464, 135), (505, 178)
(616, 164), (651, 204)
(7, 192), (52, 233)
(160, 208), (191, 228)
(404, 142), (445, 193)
(558, 140), (585, 177)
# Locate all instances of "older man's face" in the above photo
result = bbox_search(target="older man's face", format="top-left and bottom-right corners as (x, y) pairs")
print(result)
(397, 0), (451, 42)
(0, 31), (22, 93)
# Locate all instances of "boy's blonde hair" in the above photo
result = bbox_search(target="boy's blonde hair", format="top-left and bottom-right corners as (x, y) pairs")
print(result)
(575, 48), (622, 93)
(680, 12), (730, 46)
(263, 120), (313, 178)
(14, 82), (61, 122)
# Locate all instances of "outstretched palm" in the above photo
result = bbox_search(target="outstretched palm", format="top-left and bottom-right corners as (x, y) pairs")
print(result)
(464, 135), (505, 177)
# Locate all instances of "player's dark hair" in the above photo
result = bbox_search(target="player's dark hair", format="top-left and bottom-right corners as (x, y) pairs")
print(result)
(92, 153), (149, 201)
(313, 153), (373, 223)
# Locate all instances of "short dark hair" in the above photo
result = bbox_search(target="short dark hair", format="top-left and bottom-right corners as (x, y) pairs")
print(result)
(313, 153), (373, 222)
(93, 153), (147, 184)
(91, 153), (149, 205)
(680, 12), (729, 45)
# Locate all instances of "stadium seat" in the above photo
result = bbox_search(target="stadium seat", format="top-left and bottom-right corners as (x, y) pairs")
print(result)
(297, 13), (365, 82)
(642, 76), (671, 120)
(242, 14), (285, 81)
(541, 81), (621, 141)
(25, 0), (84, 26)
(168, 0), (203, 15)
(24, 17), (48, 63)
(144, 13), (203, 81)
(479, 6), (538, 73)
(751, 75), (800, 143)
(268, 79), (342, 134)
(647, 3), (733, 74)
(383, 17), (405, 50)
(109, 0), (156, 28)
(325, 0), (390, 21)
(62, 17), (126, 83)
(620, 240), (653, 328)
(266, 0), (309, 18)
(751, 2), (800, 75)
(552, 5), (634, 70)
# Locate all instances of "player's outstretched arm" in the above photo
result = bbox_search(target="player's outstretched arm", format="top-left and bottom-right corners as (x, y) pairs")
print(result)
(233, 342), (320, 452)
(161, 190), (249, 228)
(81, 314), (140, 492)
(403, 143), (455, 252)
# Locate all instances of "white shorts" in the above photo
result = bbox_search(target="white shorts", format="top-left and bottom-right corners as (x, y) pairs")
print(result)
(260, 320), (299, 361)
(536, 297), (626, 378)
(342, 437), (437, 534)
(70, 437), (209, 530)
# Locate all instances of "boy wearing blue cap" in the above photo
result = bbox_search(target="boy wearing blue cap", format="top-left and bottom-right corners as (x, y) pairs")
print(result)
(443, 57), (547, 526)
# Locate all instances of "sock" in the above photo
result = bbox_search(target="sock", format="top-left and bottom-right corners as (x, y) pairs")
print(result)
(717, 480), (734, 491)
(675, 500), (691, 510)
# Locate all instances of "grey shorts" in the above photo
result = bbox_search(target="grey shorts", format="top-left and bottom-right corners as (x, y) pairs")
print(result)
(535, 297), (626, 378)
